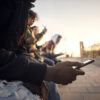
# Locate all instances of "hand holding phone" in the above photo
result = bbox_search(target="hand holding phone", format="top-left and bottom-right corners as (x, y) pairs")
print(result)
(73, 59), (95, 69)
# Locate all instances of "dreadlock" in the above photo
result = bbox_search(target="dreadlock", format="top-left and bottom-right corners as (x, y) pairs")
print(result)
(0, 0), (36, 50)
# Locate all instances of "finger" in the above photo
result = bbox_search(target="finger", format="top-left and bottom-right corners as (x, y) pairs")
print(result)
(70, 62), (83, 67)
(74, 69), (85, 75)
(65, 61), (83, 68)
(62, 77), (76, 85)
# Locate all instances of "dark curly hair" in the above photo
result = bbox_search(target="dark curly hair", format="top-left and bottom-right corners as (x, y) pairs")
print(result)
(0, 0), (36, 50)
(28, 10), (38, 20)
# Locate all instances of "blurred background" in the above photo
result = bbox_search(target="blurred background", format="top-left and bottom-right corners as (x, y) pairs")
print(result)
(32, 0), (100, 57)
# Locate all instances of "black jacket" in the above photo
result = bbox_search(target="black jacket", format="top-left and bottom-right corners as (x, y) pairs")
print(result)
(0, 49), (47, 85)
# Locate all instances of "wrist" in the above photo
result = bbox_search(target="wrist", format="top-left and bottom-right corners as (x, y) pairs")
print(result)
(44, 66), (56, 82)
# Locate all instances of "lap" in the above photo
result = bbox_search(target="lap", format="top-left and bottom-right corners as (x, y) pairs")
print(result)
(0, 80), (41, 100)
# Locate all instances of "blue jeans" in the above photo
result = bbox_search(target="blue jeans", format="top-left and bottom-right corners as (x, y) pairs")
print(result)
(46, 82), (60, 100)
(44, 57), (55, 66)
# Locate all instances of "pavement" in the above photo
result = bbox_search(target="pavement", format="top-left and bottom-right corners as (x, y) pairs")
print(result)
(57, 57), (100, 100)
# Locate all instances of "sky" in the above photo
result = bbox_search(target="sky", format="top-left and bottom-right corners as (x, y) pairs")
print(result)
(32, 0), (100, 57)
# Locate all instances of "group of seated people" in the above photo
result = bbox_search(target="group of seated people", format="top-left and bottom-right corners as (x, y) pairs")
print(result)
(0, 0), (85, 100)
(18, 10), (62, 66)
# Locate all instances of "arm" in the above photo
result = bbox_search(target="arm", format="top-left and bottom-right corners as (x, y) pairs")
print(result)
(0, 50), (46, 85)
(41, 42), (50, 51)
(0, 50), (84, 85)
(35, 27), (47, 42)
(50, 44), (55, 53)
(53, 53), (64, 58)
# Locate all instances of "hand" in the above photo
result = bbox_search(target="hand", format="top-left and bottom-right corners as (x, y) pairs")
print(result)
(45, 61), (85, 85)
(43, 27), (47, 33)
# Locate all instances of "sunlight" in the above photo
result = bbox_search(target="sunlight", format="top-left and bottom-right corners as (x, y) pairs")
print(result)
(33, 0), (100, 57)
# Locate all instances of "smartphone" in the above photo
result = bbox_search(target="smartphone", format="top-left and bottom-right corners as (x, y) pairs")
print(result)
(82, 59), (95, 66)
(73, 59), (95, 69)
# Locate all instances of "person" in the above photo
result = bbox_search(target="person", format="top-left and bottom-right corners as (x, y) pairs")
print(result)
(31, 26), (47, 43)
(30, 26), (56, 66)
(29, 26), (47, 54)
(41, 34), (62, 54)
(17, 10), (38, 53)
(0, 0), (85, 100)
(40, 34), (62, 63)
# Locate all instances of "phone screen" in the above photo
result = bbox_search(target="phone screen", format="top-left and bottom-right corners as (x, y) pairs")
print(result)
(73, 59), (95, 69)
(82, 59), (95, 66)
